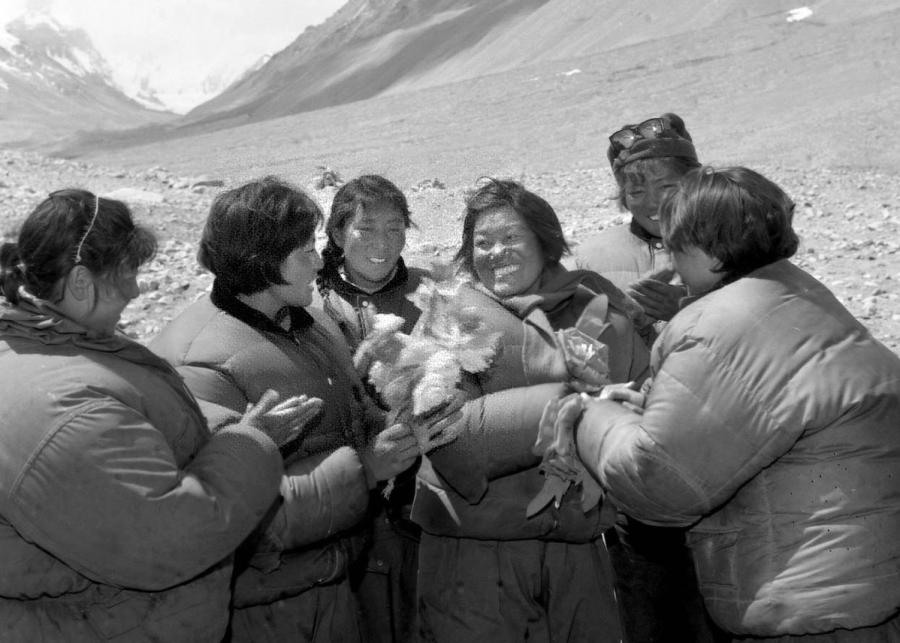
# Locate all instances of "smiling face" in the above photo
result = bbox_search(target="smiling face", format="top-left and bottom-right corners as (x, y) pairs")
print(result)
(472, 206), (544, 297)
(337, 201), (406, 291)
(624, 163), (686, 238)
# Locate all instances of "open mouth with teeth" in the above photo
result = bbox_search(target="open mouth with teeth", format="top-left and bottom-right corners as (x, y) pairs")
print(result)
(493, 264), (519, 278)
(368, 257), (388, 264)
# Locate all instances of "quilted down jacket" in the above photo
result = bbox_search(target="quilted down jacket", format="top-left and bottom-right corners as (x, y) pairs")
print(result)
(0, 299), (283, 642)
(149, 287), (379, 617)
(576, 260), (900, 637)
(412, 266), (650, 541)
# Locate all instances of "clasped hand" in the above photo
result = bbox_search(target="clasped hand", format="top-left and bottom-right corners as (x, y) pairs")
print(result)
(626, 267), (686, 322)
(364, 389), (468, 481)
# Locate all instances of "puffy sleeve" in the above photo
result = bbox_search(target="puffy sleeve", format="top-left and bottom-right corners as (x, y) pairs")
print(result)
(7, 399), (283, 591)
(260, 447), (371, 550)
(576, 333), (800, 527)
(428, 382), (568, 502)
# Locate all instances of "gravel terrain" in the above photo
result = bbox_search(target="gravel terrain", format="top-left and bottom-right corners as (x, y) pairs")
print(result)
(2, 148), (898, 353)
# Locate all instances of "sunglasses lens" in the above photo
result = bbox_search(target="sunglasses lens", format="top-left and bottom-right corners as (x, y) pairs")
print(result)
(610, 129), (637, 150)
(637, 119), (665, 138)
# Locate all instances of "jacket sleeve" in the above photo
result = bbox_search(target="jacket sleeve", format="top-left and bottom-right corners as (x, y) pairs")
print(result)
(258, 446), (371, 550)
(428, 382), (568, 502)
(7, 398), (284, 591)
(576, 334), (801, 527)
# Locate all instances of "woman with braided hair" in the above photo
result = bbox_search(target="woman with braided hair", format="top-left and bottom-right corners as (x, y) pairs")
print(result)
(314, 173), (432, 643)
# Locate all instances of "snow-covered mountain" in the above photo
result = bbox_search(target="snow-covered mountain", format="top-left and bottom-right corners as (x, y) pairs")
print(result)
(0, 12), (173, 147)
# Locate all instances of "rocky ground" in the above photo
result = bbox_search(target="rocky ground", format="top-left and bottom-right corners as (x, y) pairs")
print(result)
(2, 148), (899, 354)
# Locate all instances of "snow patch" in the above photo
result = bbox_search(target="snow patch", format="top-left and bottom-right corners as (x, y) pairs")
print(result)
(786, 7), (813, 22)
(49, 52), (85, 76)
(0, 29), (20, 53)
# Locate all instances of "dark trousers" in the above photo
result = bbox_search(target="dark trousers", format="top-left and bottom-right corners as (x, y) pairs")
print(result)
(607, 515), (728, 643)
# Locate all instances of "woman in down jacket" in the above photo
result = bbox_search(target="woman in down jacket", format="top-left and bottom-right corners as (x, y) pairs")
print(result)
(150, 176), (451, 643)
(567, 167), (900, 640)
(313, 174), (431, 643)
(409, 178), (650, 642)
(0, 190), (305, 642)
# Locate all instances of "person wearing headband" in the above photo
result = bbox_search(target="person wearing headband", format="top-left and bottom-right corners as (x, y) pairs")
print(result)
(573, 116), (726, 642)
(0, 189), (315, 640)
(573, 112), (701, 326)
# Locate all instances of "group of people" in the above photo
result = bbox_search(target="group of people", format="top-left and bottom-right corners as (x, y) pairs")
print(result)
(1, 112), (898, 643)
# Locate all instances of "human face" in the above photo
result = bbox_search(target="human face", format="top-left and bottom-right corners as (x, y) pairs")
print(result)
(268, 236), (323, 310)
(337, 202), (406, 291)
(624, 164), (685, 238)
(472, 206), (544, 297)
(85, 268), (141, 336)
(671, 246), (722, 295)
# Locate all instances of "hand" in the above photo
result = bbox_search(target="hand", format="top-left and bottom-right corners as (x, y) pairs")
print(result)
(598, 381), (645, 414)
(362, 422), (420, 483)
(412, 388), (468, 451)
(533, 392), (584, 460)
(242, 389), (324, 448)
(626, 267), (685, 322)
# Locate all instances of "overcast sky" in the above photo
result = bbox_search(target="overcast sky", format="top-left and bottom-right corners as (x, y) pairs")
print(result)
(0, 0), (347, 112)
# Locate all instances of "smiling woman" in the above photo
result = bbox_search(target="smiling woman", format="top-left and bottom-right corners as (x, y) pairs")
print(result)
(411, 177), (653, 642)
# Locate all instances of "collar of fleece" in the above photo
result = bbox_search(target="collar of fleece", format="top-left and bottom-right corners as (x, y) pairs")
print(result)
(318, 256), (410, 298)
(210, 279), (314, 340)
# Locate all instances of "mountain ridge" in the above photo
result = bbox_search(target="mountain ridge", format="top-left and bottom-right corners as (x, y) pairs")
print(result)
(0, 13), (174, 146)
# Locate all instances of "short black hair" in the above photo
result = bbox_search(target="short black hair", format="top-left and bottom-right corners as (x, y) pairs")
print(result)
(660, 166), (798, 282)
(454, 178), (569, 276)
(198, 176), (322, 295)
(0, 189), (156, 304)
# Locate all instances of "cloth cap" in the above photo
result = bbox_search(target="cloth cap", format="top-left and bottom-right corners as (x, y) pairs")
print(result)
(607, 112), (698, 179)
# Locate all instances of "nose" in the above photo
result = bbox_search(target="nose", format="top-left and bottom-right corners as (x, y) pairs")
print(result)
(123, 276), (141, 301)
(488, 242), (508, 261)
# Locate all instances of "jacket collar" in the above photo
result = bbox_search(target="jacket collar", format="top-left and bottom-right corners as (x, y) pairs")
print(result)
(210, 279), (313, 339)
(630, 218), (665, 250)
(318, 256), (410, 298)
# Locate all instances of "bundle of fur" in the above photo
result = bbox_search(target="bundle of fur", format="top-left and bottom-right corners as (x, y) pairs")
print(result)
(354, 278), (502, 453)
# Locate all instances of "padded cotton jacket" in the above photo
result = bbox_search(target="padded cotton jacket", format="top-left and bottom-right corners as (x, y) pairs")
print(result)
(0, 299), (283, 642)
(150, 288), (378, 610)
(413, 267), (650, 541)
(576, 260), (900, 636)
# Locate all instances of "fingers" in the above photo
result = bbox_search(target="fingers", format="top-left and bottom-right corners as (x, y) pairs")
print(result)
(604, 388), (645, 407)
(645, 266), (676, 282)
(420, 409), (462, 445)
(250, 389), (281, 414)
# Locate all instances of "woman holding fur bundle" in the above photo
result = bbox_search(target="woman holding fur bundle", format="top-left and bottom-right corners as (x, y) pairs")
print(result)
(407, 178), (650, 642)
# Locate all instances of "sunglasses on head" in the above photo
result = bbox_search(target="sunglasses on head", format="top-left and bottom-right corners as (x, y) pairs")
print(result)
(609, 118), (668, 152)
